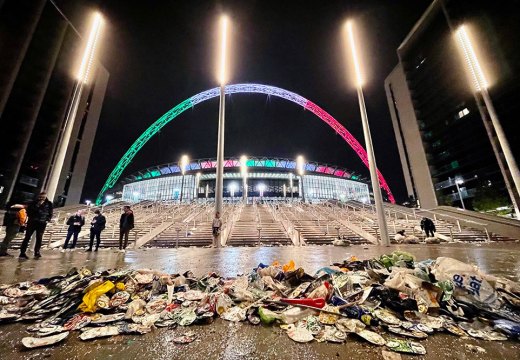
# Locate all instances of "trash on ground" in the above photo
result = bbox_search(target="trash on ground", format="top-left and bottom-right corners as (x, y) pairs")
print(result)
(1, 252), (519, 354)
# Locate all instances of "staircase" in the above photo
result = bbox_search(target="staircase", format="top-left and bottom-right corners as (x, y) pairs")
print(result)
(228, 205), (291, 246)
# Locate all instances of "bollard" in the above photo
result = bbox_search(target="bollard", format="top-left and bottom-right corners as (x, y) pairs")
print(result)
(47, 232), (54, 247)
(457, 220), (461, 232)
(257, 227), (262, 247)
(448, 226), (454, 242)
(433, 214), (437, 222)
(405, 214), (409, 223)
(392, 221), (396, 234)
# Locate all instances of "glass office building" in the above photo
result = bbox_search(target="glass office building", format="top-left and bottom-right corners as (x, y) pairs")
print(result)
(385, 0), (520, 211)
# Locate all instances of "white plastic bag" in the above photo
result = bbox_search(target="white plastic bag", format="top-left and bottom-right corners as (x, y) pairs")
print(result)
(431, 257), (498, 306)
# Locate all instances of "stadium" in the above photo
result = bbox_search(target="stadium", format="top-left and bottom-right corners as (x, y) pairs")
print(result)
(116, 156), (371, 204)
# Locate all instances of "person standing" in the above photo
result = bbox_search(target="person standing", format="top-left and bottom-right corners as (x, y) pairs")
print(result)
(420, 217), (436, 237)
(87, 209), (106, 252)
(212, 211), (222, 247)
(0, 204), (26, 256)
(63, 210), (85, 250)
(19, 192), (53, 259)
(119, 205), (134, 250)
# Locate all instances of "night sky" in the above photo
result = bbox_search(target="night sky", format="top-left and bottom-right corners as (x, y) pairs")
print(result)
(75, 0), (432, 203)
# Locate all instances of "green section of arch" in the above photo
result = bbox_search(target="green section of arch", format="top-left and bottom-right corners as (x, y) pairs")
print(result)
(95, 98), (193, 204)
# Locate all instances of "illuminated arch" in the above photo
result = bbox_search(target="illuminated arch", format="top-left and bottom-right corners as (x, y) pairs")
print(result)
(96, 84), (395, 204)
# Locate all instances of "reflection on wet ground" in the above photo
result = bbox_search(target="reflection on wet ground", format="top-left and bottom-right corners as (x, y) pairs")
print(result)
(0, 243), (519, 359)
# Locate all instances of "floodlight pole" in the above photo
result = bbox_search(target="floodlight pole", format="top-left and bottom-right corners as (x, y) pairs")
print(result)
(46, 82), (83, 202)
(356, 88), (390, 246)
(46, 13), (102, 202)
(240, 156), (247, 203)
(454, 24), (520, 218)
(242, 173), (247, 203)
(215, 83), (225, 248)
(180, 173), (185, 203)
(289, 173), (294, 200)
(346, 20), (389, 246)
(215, 15), (228, 248)
(481, 89), (520, 217)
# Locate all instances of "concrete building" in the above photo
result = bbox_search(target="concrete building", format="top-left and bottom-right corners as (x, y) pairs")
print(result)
(385, 0), (520, 211)
(0, 0), (108, 207)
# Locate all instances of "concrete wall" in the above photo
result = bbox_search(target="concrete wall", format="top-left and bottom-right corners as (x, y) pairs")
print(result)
(384, 64), (438, 209)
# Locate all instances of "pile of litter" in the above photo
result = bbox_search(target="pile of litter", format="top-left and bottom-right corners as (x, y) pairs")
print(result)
(1, 252), (519, 355)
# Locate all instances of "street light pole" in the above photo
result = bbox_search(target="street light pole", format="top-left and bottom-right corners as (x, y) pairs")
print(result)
(296, 156), (305, 203)
(46, 12), (103, 202)
(195, 172), (201, 202)
(455, 25), (520, 218)
(346, 20), (389, 246)
(455, 179), (466, 210)
(289, 173), (294, 201)
(240, 155), (247, 203)
(179, 155), (189, 203)
(215, 16), (229, 243)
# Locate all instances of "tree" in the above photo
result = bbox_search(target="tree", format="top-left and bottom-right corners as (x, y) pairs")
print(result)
(472, 185), (509, 212)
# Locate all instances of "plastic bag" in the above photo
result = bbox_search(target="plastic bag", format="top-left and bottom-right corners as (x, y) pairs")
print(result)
(283, 260), (295, 272)
(384, 268), (423, 294)
(79, 281), (115, 313)
(431, 257), (498, 306)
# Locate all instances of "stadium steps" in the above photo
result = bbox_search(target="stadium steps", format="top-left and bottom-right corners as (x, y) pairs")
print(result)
(228, 205), (291, 246)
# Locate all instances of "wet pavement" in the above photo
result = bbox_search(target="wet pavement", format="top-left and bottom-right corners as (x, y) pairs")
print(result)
(1, 243), (519, 359)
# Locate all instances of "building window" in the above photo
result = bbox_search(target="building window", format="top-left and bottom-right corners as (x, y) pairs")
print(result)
(456, 108), (470, 119)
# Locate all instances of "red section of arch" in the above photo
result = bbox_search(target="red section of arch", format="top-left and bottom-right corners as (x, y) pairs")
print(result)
(304, 100), (395, 203)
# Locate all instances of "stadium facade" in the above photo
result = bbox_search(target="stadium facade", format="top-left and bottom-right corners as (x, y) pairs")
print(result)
(117, 157), (371, 203)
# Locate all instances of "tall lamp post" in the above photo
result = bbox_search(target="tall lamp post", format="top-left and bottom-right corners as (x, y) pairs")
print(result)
(46, 12), (103, 202)
(345, 20), (389, 246)
(455, 25), (520, 218)
(179, 155), (189, 203)
(258, 183), (266, 199)
(215, 15), (229, 233)
(195, 172), (201, 202)
(229, 182), (237, 200)
(240, 155), (248, 203)
(296, 156), (305, 203)
(289, 173), (294, 201)
(455, 178), (466, 210)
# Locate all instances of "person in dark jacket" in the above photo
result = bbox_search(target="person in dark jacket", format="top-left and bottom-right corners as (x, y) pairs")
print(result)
(19, 192), (53, 259)
(420, 217), (436, 237)
(63, 210), (85, 250)
(87, 210), (106, 252)
(119, 205), (134, 250)
(0, 204), (26, 256)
